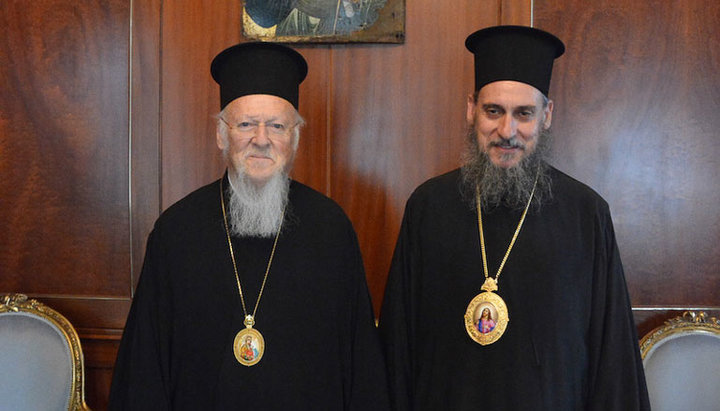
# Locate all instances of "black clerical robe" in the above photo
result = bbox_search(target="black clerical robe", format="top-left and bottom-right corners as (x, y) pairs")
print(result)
(110, 176), (389, 410)
(378, 167), (650, 411)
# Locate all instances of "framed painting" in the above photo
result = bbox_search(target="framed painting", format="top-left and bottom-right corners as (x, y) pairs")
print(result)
(242, 0), (405, 43)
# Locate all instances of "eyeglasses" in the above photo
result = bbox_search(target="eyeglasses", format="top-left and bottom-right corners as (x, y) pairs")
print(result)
(219, 117), (295, 136)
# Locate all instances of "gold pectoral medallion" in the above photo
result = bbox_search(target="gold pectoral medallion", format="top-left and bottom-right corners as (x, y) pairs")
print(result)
(233, 316), (265, 366)
(221, 179), (283, 368)
(470, 177), (537, 346)
(464, 278), (509, 345)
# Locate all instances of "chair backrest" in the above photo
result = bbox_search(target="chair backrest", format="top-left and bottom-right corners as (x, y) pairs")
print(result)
(640, 311), (720, 411)
(0, 294), (91, 411)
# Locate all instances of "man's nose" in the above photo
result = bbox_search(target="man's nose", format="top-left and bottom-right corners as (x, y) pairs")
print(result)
(252, 124), (271, 146)
(497, 115), (517, 139)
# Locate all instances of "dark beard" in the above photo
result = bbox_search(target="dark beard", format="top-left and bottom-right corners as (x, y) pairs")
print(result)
(460, 127), (553, 211)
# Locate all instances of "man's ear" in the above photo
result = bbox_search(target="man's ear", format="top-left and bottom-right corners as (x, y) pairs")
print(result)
(543, 100), (554, 130)
(216, 127), (227, 150)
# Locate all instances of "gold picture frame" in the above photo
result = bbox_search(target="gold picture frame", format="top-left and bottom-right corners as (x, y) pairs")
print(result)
(242, 0), (405, 43)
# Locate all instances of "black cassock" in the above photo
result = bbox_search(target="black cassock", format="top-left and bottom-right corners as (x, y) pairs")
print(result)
(379, 167), (650, 411)
(110, 175), (389, 411)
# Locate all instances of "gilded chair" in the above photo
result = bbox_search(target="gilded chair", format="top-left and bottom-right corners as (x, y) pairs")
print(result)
(0, 294), (91, 411)
(640, 311), (720, 411)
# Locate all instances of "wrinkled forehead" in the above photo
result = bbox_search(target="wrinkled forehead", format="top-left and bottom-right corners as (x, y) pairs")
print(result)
(223, 94), (297, 120)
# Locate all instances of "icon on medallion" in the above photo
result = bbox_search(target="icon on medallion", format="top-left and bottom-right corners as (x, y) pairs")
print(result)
(240, 335), (259, 361)
(476, 306), (497, 334)
(234, 327), (265, 366)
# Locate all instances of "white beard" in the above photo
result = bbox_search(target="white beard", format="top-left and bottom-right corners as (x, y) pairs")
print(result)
(226, 168), (290, 238)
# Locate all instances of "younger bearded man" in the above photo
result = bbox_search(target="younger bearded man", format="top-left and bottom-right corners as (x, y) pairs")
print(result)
(378, 26), (650, 410)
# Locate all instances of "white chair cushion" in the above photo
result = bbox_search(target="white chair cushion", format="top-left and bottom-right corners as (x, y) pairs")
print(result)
(643, 332), (720, 411)
(0, 312), (73, 411)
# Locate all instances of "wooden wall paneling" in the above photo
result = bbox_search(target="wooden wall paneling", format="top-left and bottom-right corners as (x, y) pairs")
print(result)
(161, 2), (242, 209)
(0, 0), (131, 296)
(329, 0), (505, 313)
(79, 330), (124, 410)
(285, 46), (331, 194)
(131, 0), (162, 291)
(534, 0), (720, 307)
(0, 0), (133, 321)
(500, 0), (532, 26)
(70, 1), (167, 409)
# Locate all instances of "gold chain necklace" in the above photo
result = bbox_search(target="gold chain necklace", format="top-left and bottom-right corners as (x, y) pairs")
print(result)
(464, 175), (538, 345)
(220, 178), (284, 366)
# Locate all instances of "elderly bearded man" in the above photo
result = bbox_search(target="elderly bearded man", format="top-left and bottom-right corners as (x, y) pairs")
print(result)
(110, 42), (389, 410)
(378, 26), (650, 410)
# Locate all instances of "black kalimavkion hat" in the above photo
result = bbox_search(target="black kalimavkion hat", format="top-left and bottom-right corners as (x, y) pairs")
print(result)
(211, 42), (308, 109)
(465, 25), (565, 96)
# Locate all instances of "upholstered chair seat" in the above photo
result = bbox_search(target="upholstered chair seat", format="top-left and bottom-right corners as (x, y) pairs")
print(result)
(0, 294), (90, 411)
(640, 311), (720, 411)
